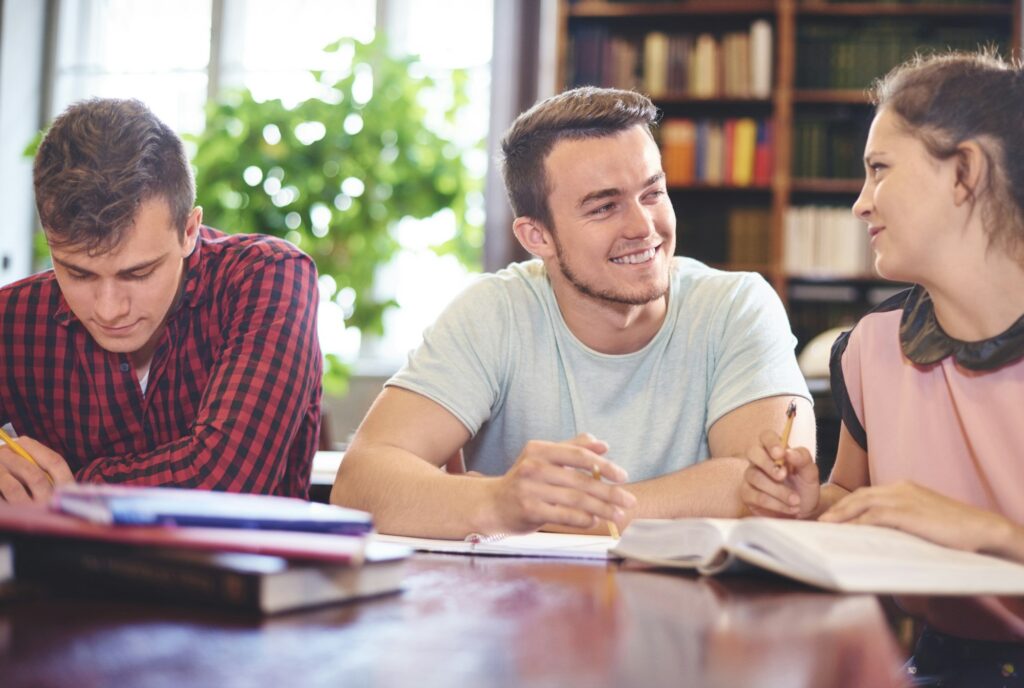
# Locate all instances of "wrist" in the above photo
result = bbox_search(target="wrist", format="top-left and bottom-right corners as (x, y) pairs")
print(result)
(466, 475), (506, 537)
(976, 513), (1023, 559)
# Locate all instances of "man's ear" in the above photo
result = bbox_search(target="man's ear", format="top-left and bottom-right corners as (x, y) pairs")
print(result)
(182, 206), (203, 256)
(512, 216), (555, 259)
(953, 140), (988, 207)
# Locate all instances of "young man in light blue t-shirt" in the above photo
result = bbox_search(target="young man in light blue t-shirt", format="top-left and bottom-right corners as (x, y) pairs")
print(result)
(333, 87), (813, 538)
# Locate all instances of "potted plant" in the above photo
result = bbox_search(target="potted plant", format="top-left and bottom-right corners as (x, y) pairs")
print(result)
(189, 35), (483, 392)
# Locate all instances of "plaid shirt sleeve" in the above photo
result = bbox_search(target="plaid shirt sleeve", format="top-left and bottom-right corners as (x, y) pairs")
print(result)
(75, 252), (322, 494)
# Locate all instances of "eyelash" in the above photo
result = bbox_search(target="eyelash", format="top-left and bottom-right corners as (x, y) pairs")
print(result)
(589, 190), (665, 216)
(66, 271), (153, 281)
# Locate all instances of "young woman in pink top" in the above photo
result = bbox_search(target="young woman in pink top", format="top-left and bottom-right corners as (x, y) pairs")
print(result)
(742, 51), (1024, 685)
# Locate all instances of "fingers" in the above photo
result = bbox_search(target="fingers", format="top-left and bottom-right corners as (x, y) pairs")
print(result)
(819, 487), (880, 524)
(0, 454), (52, 503)
(519, 438), (629, 484)
(16, 437), (76, 484)
(741, 464), (799, 516)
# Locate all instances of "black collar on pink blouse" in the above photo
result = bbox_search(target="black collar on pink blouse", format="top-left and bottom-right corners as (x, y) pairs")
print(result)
(900, 285), (1024, 370)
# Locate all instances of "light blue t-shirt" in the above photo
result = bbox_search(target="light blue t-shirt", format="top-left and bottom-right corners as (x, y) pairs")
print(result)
(388, 258), (809, 480)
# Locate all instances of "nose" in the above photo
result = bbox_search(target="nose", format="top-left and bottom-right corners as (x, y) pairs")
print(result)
(624, 200), (657, 239)
(92, 280), (131, 324)
(851, 181), (872, 222)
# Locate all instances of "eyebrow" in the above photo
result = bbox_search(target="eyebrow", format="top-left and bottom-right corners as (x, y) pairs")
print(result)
(577, 173), (666, 209)
(54, 255), (167, 277)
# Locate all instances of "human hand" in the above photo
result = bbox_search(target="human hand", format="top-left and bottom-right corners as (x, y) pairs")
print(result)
(740, 429), (819, 518)
(0, 436), (75, 504)
(819, 480), (1011, 553)
(483, 433), (636, 535)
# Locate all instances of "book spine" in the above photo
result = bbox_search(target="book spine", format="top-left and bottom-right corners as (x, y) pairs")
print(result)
(14, 540), (260, 612)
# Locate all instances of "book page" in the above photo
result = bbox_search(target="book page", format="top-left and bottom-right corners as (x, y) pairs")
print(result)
(731, 519), (1024, 594)
(373, 532), (616, 560)
(611, 519), (739, 569)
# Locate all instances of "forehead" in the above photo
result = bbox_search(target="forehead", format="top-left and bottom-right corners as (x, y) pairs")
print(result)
(49, 197), (179, 268)
(544, 126), (661, 194)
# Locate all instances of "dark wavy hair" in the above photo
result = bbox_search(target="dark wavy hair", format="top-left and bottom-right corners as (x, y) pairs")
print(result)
(33, 98), (195, 254)
(500, 86), (660, 230)
(871, 50), (1024, 255)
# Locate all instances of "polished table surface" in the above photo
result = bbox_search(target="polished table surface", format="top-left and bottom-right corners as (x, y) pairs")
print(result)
(0, 553), (908, 688)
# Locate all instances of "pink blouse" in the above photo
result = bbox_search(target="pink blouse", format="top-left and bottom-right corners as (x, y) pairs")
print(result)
(834, 286), (1024, 641)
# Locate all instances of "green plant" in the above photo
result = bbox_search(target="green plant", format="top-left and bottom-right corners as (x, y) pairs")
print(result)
(189, 35), (483, 392)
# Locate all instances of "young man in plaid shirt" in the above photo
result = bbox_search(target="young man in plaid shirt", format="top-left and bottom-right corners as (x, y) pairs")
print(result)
(0, 98), (322, 502)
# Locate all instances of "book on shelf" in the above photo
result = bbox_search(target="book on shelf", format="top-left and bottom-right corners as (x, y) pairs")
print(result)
(12, 537), (410, 615)
(375, 531), (616, 560)
(784, 205), (873, 277)
(613, 518), (1024, 595)
(662, 117), (770, 187)
(52, 483), (373, 535)
(576, 21), (772, 98)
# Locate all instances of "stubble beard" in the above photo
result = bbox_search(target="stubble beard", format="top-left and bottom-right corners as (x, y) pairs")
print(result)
(551, 231), (669, 307)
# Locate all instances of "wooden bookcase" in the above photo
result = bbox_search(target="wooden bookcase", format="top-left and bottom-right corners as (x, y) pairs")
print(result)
(556, 0), (1022, 349)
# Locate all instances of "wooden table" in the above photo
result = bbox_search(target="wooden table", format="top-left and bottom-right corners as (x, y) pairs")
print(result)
(0, 553), (908, 688)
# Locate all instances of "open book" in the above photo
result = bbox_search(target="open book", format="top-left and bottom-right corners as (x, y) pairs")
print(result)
(612, 518), (1024, 595)
(374, 532), (616, 560)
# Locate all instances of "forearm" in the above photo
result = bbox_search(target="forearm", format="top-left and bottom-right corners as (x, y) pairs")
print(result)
(626, 457), (749, 520)
(332, 447), (497, 539)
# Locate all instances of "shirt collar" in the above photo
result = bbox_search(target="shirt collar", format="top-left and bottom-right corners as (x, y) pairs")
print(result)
(900, 284), (1024, 370)
(52, 230), (209, 327)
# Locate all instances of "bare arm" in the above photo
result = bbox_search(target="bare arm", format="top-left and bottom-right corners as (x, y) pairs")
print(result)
(331, 387), (636, 538)
(625, 395), (816, 520)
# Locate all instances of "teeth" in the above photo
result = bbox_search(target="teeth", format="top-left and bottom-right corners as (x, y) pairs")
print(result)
(611, 248), (657, 265)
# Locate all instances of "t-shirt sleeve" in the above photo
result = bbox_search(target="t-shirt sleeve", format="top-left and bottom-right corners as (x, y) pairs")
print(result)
(386, 277), (511, 436)
(706, 273), (810, 430)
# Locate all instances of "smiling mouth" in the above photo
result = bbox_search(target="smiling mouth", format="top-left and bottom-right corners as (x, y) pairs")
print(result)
(610, 246), (659, 265)
(868, 226), (884, 238)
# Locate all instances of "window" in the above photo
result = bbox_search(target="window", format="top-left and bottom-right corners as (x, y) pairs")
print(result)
(41, 0), (493, 372)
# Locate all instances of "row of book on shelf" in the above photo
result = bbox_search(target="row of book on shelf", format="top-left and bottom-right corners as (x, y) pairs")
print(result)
(570, 20), (773, 99)
(796, 23), (1005, 89)
(784, 205), (874, 277)
(681, 205), (872, 277)
(661, 118), (772, 187)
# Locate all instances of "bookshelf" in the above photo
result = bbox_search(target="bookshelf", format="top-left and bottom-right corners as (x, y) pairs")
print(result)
(557, 0), (1021, 349)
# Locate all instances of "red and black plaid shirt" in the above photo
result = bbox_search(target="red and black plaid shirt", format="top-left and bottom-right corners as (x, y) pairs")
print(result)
(0, 227), (322, 498)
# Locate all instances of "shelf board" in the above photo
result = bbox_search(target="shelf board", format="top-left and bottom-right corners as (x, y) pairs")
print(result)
(569, 1), (775, 17)
(790, 178), (864, 194)
(792, 89), (870, 104)
(669, 182), (772, 191)
(657, 95), (773, 105)
(797, 2), (1013, 17)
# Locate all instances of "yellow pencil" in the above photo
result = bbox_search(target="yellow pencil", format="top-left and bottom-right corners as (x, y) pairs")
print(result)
(591, 465), (621, 539)
(774, 399), (797, 468)
(0, 427), (54, 485)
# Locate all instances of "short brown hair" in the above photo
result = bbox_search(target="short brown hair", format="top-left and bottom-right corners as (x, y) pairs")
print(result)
(870, 51), (1024, 254)
(33, 98), (195, 254)
(500, 87), (659, 229)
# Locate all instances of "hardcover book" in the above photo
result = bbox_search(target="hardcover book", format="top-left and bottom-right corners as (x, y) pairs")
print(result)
(613, 518), (1024, 595)
(13, 537), (410, 614)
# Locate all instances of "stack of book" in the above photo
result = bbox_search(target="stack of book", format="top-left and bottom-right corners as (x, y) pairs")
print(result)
(0, 484), (411, 614)
(783, 205), (874, 277)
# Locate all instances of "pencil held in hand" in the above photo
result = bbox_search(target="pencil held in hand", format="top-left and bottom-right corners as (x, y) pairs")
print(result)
(591, 465), (620, 539)
(775, 400), (797, 468)
(0, 427), (54, 485)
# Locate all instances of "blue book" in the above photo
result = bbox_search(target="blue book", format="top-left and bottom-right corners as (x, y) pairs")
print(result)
(52, 484), (373, 535)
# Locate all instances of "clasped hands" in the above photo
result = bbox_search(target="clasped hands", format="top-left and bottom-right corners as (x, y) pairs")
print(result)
(470, 433), (636, 536)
